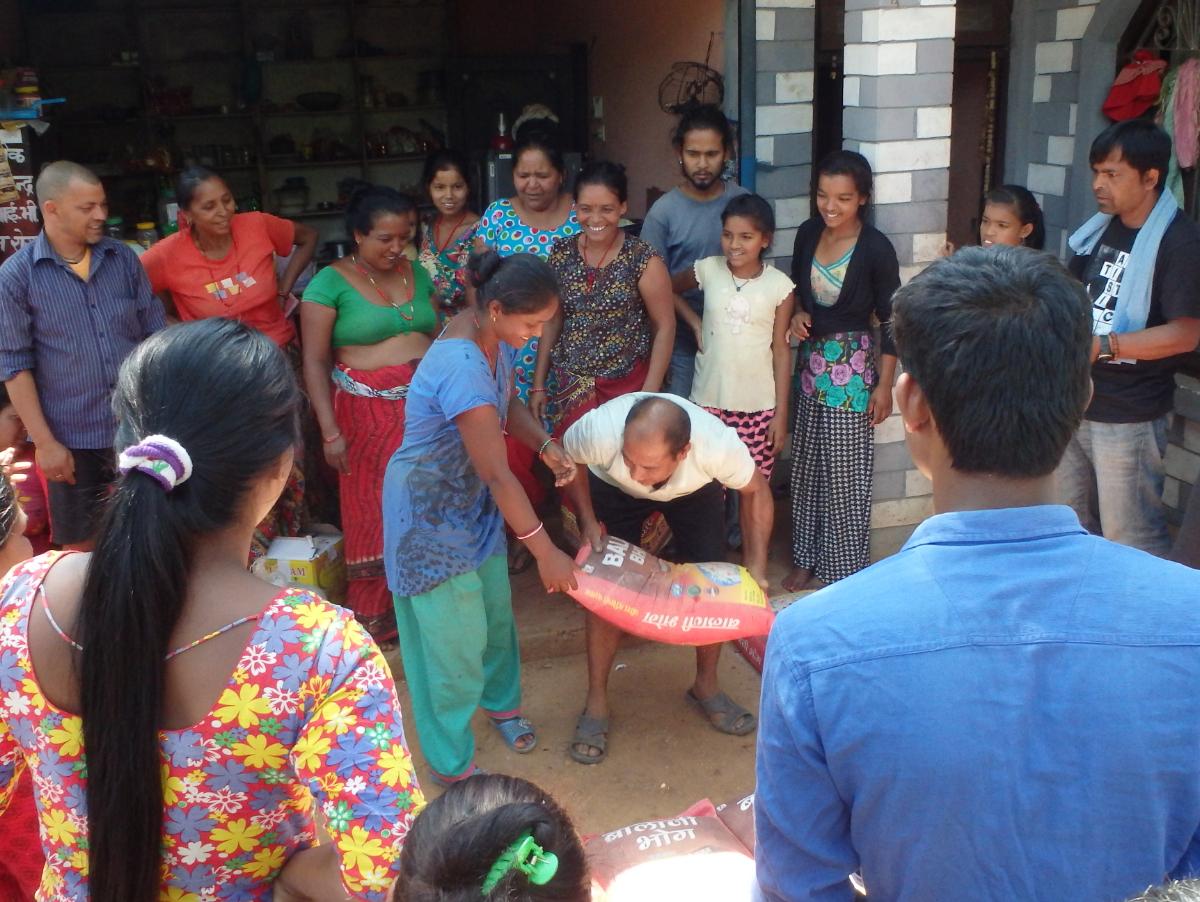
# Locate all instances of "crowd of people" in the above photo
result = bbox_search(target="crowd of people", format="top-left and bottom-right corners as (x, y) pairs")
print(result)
(0, 101), (1197, 901)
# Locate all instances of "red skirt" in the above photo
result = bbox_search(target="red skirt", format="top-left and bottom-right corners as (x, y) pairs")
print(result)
(332, 361), (418, 634)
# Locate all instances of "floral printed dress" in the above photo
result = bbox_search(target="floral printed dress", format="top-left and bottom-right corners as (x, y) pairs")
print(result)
(0, 552), (424, 902)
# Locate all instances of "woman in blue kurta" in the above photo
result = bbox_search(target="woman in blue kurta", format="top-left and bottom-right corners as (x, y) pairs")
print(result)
(383, 250), (580, 785)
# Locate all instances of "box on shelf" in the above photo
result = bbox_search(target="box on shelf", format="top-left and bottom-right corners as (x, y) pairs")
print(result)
(252, 532), (347, 604)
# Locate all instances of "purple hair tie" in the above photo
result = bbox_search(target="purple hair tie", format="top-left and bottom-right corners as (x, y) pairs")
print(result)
(117, 435), (194, 492)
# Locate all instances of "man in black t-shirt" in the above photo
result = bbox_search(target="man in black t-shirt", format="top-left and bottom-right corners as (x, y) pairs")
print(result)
(1062, 120), (1200, 554)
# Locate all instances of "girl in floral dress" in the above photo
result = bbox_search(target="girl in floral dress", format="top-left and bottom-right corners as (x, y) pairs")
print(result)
(0, 319), (421, 902)
(418, 149), (479, 318)
(784, 151), (900, 591)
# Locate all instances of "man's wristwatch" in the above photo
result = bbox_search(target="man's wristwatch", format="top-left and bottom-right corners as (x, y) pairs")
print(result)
(1097, 333), (1115, 362)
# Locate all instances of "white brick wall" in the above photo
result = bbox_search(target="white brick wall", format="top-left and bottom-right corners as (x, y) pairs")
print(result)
(757, 103), (814, 135)
(912, 230), (946, 262)
(1027, 162), (1067, 196)
(844, 42), (918, 77)
(756, 0), (814, 7)
(860, 7), (955, 42)
(1055, 6), (1095, 41)
(1035, 41), (1074, 74)
(874, 172), (913, 204)
(1047, 135), (1075, 166)
(776, 71), (814, 103)
(843, 76), (861, 107)
(1033, 75), (1052, 103)
(916, 106), (952, 138)
(773, 195), (810, 229)
(757, 10), (776, 41)
(858, 137), (951, 172)
(756, 136), (775, 165)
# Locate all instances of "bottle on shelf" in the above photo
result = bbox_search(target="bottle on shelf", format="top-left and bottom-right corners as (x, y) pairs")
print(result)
(490, 112), (512, 152)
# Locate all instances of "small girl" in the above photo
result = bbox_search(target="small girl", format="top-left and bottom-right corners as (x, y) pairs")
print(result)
(419, 148), (480, 315)
(393, 773), (591, 901)
(688, 193), (796, 480)
(943, 184), (1046, 254)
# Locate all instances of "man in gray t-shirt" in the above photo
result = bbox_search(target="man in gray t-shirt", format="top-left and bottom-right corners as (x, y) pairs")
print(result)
(640, 105), (747, 398)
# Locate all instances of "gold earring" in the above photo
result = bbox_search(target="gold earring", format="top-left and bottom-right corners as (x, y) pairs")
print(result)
(492, 313), (497, 324)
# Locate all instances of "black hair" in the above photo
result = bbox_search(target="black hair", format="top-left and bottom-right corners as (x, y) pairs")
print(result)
(0, 474), (17, 545)
(891, 246), (1092, 478)
(513, 136), (566, 178)
(625, 396), (692, 456)
(722, 192), (775, 236)
(467, 250), (560, 315)
(671, 103), (735, 153)
(344, 180), (417, 241)
(815, 149), (873, 201)
(423, 148), (472, 191)
(573, 160), (627, 203)
(77, 319), (300, 902)
(175, 165), (224, 211)
(1089, 119), (1172, 191)
(396, 774), (590, 901)
(984, 185), (1046, 250)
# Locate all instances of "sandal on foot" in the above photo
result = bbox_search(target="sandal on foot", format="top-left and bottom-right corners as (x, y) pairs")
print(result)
(508, 542), (534, 575)
(489, 715), (537, 754)
(428, 763), (488, 788)
(569, 713), (609, 765)
(686, 689), (757, 736)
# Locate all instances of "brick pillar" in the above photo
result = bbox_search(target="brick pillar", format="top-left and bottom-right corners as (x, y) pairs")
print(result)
(840, 0), (956, 557)
(754, 0), (816, 269)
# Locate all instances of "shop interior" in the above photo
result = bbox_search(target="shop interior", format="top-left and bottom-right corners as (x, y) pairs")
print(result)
(0, 0), (731, 265)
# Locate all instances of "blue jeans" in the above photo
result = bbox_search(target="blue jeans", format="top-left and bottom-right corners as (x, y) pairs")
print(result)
(665, 347), (696, 399)
(1056, 416), (1170, 555)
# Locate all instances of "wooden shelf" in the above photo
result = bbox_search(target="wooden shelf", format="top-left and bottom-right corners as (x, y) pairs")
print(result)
(262, 104), (443, 118)
(366, 154), (426, 164)
(293, 208), (348, 219)
(265, 158), (365, 169)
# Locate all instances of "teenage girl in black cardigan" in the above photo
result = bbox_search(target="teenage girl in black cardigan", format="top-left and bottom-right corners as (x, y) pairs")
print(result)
(782, 150), (899, 592)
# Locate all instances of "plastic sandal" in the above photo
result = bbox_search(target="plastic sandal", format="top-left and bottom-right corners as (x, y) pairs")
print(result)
(569, 713), (609, 765)
(685, 689), (757, 736)
(489, 715), (537, 754)
(428, 763), (488, 788)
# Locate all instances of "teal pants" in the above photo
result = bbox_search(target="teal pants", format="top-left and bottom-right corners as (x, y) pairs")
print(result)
(393, 554), (522, 779)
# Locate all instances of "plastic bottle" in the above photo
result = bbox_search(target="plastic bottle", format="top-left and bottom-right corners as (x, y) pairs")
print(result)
(136, 221), (159, 249)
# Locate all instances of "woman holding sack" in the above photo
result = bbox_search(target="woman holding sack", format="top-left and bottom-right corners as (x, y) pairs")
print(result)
(784, 150), (900, 592)
(383, 250), (578, 788)
(302, 183), (438, 649)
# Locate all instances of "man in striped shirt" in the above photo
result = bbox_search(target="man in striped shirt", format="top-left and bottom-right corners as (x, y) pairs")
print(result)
(0, 161), (165, 549)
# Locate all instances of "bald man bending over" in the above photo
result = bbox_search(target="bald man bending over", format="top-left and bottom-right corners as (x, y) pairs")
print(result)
(562, 393), (773, 764)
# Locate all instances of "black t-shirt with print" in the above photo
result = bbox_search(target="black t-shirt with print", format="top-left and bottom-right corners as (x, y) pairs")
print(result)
(1068, 210), (1200, 423)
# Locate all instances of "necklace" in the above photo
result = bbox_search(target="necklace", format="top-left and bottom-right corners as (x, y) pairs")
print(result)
(352, 254), (413, 320)
(729, 261), (765, 292)
(59, 247), (86, 265)
(433, 211), (468, 255)
(582, 229), (620, 292)
(471, 313), (498, 372)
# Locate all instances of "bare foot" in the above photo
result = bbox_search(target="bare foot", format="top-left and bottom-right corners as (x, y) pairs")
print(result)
(806, 575), (830, 591)
(781, 567), (812, 593)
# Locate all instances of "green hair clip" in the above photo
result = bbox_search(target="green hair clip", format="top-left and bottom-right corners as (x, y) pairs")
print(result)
(480, 832), (559, 895)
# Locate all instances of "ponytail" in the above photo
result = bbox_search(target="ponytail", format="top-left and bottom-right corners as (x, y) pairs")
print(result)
(77, 319), (300, 901)
(467, 250), (559, 316)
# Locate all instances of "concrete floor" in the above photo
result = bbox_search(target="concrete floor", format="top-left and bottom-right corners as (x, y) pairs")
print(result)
(381, 496), (810, 834)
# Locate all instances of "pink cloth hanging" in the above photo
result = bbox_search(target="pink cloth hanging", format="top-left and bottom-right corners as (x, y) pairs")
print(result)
(1174, 59), (1200, 168)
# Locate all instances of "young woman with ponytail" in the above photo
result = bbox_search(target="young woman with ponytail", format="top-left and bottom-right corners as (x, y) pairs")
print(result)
(0, 319), (423, 901)
(383, 249), (578, 786)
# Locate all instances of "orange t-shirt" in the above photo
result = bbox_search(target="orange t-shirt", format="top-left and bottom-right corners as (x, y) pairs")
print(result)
(141, 211), (297, 346)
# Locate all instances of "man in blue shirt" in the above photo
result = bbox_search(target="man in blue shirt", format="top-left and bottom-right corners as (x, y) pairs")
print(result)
(0, 161), (164, 548)
(755, 247), (1200, 901)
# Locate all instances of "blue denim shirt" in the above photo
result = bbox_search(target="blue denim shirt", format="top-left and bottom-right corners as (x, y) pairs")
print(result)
(756, 505), (1200, 902)
(0, 233), (165, 448)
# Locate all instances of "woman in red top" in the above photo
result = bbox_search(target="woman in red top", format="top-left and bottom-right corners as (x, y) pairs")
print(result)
(141, 168), (323, 550)
(140, 166), (318, 347)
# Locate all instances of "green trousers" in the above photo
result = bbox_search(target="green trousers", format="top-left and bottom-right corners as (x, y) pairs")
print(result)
(393, 553), (522, 779)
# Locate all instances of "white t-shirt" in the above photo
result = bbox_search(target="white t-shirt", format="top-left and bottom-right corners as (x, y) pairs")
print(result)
(689, 256), (795, 412)
(563, 392), (757, 502)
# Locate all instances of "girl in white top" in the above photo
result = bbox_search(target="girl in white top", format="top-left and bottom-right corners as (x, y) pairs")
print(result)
(687, 193), (797, 477)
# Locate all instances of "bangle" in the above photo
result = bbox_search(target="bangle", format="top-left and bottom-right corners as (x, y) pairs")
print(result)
(529, 387), (547, 395)
(537, 438), (554, 456)
(323, 432), (342, 444)
(516, 521), (544, 542)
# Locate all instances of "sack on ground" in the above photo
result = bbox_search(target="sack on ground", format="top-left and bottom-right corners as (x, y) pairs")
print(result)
(715, 791), (756, 853)
(568, 537), (773, 645)
(585, 800), (755, 901)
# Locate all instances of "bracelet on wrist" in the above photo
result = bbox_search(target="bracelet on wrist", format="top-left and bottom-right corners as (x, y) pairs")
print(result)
(537, 437), (554, 457)
(323, 432), (342, 444)
(516, 521), (544, 542)
(529, 387), (547, 395)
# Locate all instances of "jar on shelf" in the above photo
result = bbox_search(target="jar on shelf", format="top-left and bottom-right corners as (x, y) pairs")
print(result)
(104, 216), (124, 240)
(136, 222), (159, 249)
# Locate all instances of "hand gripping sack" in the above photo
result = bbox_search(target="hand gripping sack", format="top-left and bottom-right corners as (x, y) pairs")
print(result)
(567, 536), (774, 645)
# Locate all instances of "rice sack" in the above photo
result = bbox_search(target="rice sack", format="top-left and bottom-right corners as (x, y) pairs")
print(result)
(568, 536), (773, 645)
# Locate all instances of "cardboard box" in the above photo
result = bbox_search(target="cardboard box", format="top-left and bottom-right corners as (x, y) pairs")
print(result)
(253, 533), (347, 604)
(731, 592), (807, 674)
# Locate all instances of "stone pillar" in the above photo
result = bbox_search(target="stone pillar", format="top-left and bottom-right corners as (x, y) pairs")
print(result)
(1166, 376), (1200, 528)
(754, 0), (816, 269)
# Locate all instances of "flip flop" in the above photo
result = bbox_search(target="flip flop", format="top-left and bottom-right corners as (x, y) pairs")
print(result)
(489, 715), (537, 754)
(508, 542), (534, 575)
(428, 763), (488, 788)
(686, 689), (757, 736)
(569, 713), (609, 765)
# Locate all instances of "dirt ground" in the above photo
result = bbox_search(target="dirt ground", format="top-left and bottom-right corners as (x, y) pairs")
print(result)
(382, 493), (807, 835)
